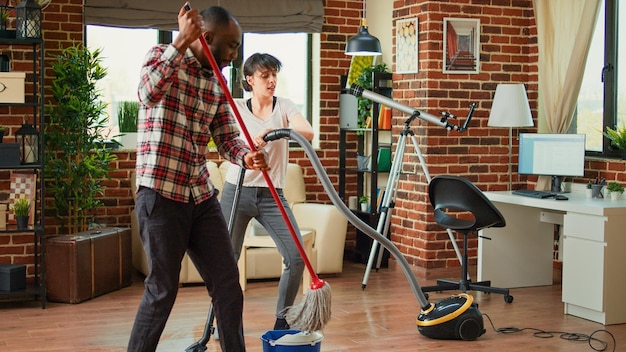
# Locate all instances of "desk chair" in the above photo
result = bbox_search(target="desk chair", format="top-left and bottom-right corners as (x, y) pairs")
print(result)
(421, 175), (514, 303)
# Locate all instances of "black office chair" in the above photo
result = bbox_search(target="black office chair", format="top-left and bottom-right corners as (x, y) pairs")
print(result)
(421, 175), (514, 303)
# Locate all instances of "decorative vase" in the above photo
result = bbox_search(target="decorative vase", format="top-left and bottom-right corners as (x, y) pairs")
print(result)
(16, 215), (28, 230)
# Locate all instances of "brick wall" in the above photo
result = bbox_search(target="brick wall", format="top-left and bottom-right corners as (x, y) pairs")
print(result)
(2, 0), (625, 281)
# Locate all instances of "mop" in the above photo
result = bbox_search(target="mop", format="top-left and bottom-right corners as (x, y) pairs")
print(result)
(184, 4), (331, 332)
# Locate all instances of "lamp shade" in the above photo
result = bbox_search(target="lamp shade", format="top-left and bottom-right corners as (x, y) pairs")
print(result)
(345, 21), (382, 56)
(488, 84), (533, 127)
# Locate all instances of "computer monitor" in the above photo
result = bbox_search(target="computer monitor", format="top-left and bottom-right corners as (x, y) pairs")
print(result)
(518, 133), (586, 192)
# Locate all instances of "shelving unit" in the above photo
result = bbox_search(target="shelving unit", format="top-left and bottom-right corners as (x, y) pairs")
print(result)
(0, 37), (46, 308)
(339, 72), (392, 263)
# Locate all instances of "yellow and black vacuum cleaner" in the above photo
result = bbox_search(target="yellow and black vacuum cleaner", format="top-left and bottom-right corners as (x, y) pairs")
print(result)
(265, 129), (485, 341)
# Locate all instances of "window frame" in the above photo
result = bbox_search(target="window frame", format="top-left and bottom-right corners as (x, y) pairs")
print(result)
(582, 0), (620, 158)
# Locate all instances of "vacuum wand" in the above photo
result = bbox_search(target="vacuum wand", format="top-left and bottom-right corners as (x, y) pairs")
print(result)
(349, 84), (476, 132)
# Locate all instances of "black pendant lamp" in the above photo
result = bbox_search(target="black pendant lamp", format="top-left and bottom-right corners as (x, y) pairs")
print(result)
(345, 1), (382, 56)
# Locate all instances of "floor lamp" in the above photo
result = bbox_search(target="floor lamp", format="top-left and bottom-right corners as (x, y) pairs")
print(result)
(488, 84), (534, 190)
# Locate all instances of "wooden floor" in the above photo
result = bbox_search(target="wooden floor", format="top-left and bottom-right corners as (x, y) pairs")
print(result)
(1, 261), (624, 351)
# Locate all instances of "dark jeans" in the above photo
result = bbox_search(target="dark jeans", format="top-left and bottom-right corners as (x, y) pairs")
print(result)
(128, 187), (245, 352)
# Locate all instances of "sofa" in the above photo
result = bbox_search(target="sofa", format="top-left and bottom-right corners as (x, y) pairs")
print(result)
(131, 161), (348, 285)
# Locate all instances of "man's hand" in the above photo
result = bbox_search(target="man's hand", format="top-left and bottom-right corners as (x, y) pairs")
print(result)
(172, 3), (203, 52)
(244, 150), (270, 171)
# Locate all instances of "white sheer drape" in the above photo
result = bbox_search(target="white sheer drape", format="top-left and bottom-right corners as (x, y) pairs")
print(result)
(533, 0), (601, 133)
(532, 0), (601, 190)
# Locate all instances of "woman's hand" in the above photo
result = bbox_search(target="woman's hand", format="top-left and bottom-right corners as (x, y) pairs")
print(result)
(253, 128), (273, 149)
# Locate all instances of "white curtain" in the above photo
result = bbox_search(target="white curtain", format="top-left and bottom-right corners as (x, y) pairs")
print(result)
(532, 0), (600, 190)
(533, 0), (601, 133)
(84, 0), (324, 33)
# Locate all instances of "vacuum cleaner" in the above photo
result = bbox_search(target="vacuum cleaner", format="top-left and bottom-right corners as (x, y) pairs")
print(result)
(264, 100), (485, 341)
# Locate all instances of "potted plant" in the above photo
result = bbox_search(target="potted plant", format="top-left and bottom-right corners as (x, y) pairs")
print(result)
(12, 196), (30, 230)
(606, 181), (624, 200)
(45, 44), (117, 234)
(0, 124), (6, 143)
(603, 125), (626, 158)
(359, 195), (369, 212)
(117, 100), (139, 149)
(0, 2), (10, 33)
(354, 63), (390, 130)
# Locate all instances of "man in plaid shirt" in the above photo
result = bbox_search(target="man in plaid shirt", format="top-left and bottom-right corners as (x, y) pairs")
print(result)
(128, 4), (267, 352)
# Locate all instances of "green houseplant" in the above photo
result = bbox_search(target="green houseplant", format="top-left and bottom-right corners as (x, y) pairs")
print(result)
(354, 63), (390, 129)
(45, 44), (117, 234)
(0, 124), (7, 142)
(359, 195), (369, 212)
(603, 125), (626, 157)
(117, 100), (139, 149)
(118, 101), (139, 133)
(606, 181), (624, 201)
(12, 196), (30, 229)
(606, 181), (624, 194)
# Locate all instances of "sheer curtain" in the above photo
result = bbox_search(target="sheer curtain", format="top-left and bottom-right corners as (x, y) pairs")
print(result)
(532, 0), (601, 189)
(533, 0), (601, 133)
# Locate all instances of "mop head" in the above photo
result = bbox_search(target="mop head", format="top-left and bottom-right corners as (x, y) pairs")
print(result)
(285, 282), (332, 332)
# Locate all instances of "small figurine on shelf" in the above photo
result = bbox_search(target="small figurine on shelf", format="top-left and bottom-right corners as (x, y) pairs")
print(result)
(11, 196), (30, 230)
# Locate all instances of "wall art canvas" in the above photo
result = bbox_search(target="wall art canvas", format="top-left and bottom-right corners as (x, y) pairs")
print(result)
(443, 17), (480, 74)
(396, 18), (418, 74)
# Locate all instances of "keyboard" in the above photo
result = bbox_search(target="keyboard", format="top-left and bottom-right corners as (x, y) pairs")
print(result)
(512, 189), (555, 199)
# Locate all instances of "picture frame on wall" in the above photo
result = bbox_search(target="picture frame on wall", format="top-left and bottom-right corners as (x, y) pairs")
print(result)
(443, 17), (480, 74)
(396, 17), (418, 74)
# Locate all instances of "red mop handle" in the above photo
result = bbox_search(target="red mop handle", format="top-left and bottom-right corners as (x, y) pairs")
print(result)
(185, 4), (324, 289)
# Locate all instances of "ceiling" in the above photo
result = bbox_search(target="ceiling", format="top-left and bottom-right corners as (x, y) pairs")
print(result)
(83, 0), (324, 33)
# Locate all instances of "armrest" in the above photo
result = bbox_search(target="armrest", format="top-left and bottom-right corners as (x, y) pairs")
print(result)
(292, 203), (347, 274)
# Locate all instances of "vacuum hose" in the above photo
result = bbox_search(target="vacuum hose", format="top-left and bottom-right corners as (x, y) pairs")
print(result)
(265, 129), (487, 341)
(264, 129), (432, 311)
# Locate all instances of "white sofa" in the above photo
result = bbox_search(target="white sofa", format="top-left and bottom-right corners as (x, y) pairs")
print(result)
(131, 161), (348, 284)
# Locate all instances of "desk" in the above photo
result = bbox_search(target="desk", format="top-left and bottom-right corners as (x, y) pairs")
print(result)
(479, 191), (626, 325)
(238, 230), (314, 294)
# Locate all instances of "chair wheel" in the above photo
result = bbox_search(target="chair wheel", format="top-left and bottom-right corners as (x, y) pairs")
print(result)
(504, 295), (514, 303)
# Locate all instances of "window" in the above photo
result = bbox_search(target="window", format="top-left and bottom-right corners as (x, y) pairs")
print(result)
(85, 26), (320, 147)
(575, 0), (624, 156)
(85, 26), (157, 141)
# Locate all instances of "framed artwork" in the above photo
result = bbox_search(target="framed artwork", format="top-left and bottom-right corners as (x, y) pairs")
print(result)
(443, 17), (480, 74)
(396, 18), (418, 74)
(8, 173), (36, 226)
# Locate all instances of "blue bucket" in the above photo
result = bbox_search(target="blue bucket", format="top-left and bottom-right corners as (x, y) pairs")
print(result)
(260, 330), (323, 352)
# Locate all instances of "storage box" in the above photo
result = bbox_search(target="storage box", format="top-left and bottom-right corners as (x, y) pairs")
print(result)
(46, 227), (132, 303)
(0, 263), (27, 291)
(0, 143), (20, 166)
(0, 72), (26, 103)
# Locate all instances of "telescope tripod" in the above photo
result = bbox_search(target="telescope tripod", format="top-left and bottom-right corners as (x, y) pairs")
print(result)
(361, 115), (465, 289)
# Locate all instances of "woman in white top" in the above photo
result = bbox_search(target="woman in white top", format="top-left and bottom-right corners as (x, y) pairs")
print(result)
(220, 53), (314, 330)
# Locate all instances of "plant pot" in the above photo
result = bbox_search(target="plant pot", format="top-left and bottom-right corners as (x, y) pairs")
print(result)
(609, 191), (622, 201)
(16, 216), (29, 230)
(360, 203), (368, 212)
(119, 132), (138, 150)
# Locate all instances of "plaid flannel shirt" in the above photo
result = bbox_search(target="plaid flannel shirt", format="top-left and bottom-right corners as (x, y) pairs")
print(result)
(135, 44), (250, 204)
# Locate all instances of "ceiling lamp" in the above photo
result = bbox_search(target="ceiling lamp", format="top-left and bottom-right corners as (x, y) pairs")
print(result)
(345, 0), (382, 56)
